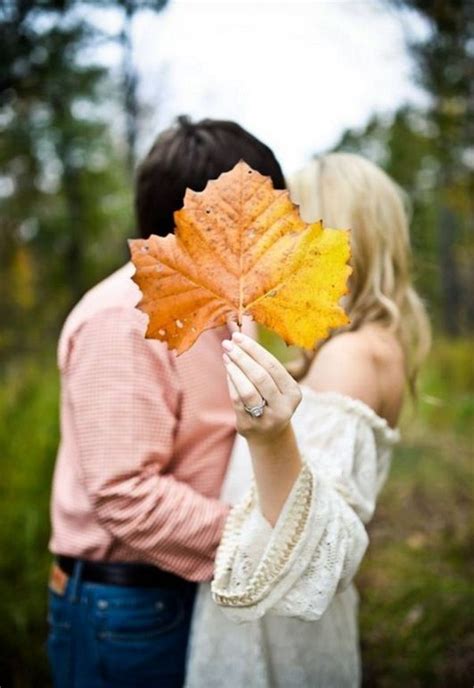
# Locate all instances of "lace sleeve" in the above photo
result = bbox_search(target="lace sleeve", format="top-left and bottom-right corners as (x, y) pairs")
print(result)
(211, 391), (399, 623)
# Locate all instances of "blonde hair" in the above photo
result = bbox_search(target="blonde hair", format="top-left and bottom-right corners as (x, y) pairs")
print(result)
(289, 152), (431, 396)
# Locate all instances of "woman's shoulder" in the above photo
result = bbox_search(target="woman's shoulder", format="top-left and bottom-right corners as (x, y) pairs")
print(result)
(303, 327), (382, 404)
(302, 325), (405, 429)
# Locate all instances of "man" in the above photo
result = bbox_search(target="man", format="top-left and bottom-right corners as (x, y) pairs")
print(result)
(47, 115), (285, 688)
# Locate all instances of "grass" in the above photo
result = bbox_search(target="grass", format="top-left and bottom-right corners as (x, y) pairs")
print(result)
(359, 337), (474, 687)
(0, 356), (59, 688)
(0, 337), (472, 686)
(359, 439), (473, 686)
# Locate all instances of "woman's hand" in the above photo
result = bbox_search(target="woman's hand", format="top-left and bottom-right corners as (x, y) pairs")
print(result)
(222, 331), (304, 524)
(222, 331), (302, 443)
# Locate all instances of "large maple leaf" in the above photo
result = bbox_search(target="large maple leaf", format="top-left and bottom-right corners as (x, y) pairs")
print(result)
(129, 161), (351, 354)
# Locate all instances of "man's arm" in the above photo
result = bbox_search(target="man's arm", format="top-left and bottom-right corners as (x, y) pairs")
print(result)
(67, 307), (229, 581)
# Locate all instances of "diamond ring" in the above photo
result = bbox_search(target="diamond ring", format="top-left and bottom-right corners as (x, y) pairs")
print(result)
(243, 398), (267, 418)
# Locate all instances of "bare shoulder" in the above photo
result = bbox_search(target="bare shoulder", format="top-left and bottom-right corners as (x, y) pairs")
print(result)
(302, 329), (379, 406)
(302, 325), (405, 425)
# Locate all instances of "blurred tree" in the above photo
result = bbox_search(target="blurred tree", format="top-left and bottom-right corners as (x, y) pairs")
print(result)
(0, 1), (132, 359)
(333, 1), (473, 334)
(391, 0), (474, 333)
(114, 0), (169, 172)
(0, 1), (171, 361)
(79, 0), (170, 172)
(334, 109), (440, 324)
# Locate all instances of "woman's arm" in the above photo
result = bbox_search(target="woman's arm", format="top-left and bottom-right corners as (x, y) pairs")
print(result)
(221, 329), (390, 526)
(213, 330), (400, 620)
(222, 332), (303, 526)
(242, 424), (302, 527)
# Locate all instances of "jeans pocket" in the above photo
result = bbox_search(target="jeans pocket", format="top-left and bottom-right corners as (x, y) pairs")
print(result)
(95, 587), (190, 686)
(47, 591), (72, 688)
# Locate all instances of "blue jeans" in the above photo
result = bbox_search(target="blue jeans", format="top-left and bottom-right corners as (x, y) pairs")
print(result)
(47, 561), (197, 688)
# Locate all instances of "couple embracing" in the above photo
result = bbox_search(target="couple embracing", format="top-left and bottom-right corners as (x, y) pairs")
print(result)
(47, 116), (430, 687)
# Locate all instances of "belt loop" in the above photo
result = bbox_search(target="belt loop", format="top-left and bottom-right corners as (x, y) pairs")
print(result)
(68, 559), (84, 603)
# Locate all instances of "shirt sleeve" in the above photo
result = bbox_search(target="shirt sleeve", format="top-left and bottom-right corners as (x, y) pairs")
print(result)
(66, 307), (229, 581)
(211, 396), (397, 621)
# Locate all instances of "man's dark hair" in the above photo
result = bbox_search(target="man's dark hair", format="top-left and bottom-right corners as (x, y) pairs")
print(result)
(135, 116), (286, 238)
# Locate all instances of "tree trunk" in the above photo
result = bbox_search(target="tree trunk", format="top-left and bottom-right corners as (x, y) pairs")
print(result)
(437, 205), (461, 335)
(121, 2), (138, 176)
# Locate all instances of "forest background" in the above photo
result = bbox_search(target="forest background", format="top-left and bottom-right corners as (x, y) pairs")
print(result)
(0, 0), (472, 685)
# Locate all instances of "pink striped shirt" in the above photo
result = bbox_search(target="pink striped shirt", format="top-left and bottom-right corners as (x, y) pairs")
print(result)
(49, 262), (244, 581)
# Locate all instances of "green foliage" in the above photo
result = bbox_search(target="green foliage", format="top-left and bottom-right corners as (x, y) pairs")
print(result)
(334, 106), (472, 334)
(416, 338), (474, 433)
(0, 356), (59, 687)
(0, 1), (135, 360)
(357, 338), (474, 686)
(334, 0), (474, 336)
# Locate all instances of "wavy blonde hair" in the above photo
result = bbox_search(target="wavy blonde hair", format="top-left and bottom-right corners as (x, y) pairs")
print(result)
(288, 152), (431, 395)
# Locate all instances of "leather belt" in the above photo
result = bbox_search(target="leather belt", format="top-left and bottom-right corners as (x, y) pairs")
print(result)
(57, 555), (195, 590)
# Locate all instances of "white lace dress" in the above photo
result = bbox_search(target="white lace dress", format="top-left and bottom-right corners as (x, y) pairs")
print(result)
(185, 388), (400, 688)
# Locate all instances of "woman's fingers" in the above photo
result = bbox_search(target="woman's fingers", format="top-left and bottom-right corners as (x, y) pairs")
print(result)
(223, 355), (263, 409)
(223, 338), (303, 441)
(222, 339), (280, 402)
(230, 332), (297, 396)
(226, 318), (240, 335)
(225, 372), (241, 405)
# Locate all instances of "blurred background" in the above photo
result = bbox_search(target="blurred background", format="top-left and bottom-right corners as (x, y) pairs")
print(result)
(0, 0), (472, 685)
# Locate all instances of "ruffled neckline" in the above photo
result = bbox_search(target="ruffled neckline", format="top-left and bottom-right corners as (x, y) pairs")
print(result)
(299, 386), (401, 445)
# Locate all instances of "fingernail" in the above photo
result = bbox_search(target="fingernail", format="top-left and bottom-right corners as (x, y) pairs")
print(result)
(232, 332), (244, 343)
(222, 340), (233, 351)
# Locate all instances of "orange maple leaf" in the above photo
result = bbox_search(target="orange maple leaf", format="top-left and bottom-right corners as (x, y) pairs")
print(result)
(129, 161), (351, 354)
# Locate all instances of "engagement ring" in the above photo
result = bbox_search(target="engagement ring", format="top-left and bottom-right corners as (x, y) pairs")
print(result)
(243, 399), (267, 418)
